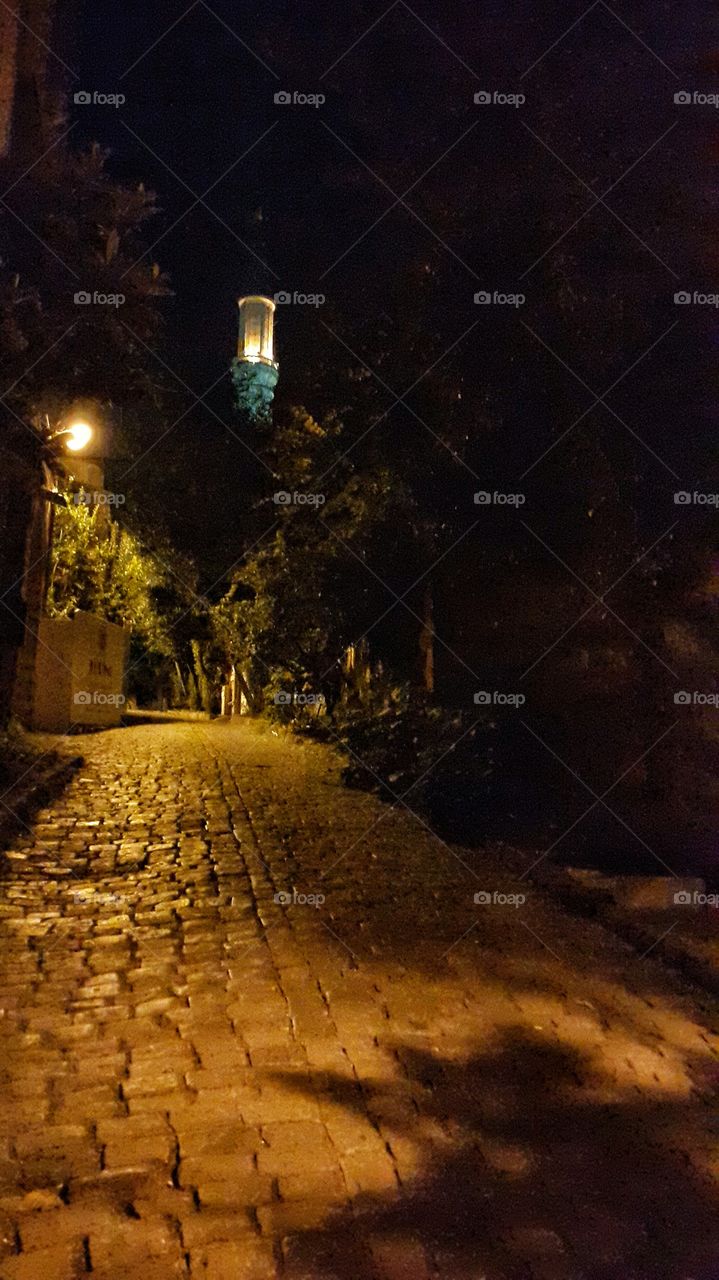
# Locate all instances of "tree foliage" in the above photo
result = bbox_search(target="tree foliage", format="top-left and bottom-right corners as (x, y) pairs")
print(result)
(0, 140), (170, 424)
(47, 498), (170, 653)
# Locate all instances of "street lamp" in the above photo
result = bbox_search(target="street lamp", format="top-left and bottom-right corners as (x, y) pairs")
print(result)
(44, 416), (94, 452)
(63, 420), (93, 452)
(44, 411), (104, 491)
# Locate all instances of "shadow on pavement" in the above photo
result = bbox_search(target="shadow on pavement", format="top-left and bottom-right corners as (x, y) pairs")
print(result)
(270, 1027), (719, 1280)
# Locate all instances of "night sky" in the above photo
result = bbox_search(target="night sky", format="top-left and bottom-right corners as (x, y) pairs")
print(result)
(64, 1), (715, 568)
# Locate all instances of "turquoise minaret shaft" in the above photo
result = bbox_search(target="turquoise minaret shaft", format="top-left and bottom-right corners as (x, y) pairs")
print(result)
(231, 295), (279, 422)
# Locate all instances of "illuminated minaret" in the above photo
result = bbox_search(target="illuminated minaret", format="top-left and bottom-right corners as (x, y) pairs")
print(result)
(231, 295), (279, 422)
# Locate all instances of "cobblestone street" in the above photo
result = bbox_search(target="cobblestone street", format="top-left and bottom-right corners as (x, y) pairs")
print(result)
(0, 716), (718, 1279)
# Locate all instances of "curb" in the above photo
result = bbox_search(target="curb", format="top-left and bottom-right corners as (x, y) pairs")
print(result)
(528, 857), (719, 1001)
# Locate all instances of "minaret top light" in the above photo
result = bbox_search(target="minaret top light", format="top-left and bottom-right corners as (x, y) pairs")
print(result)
(237, 295), (277, 368)
(232, 295), (280, 422)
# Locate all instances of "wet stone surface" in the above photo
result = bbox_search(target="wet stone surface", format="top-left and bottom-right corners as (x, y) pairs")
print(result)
(0, 716), (718, 1279)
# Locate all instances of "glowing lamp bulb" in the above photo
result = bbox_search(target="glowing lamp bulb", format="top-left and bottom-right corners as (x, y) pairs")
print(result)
(64, 420), (93, 452)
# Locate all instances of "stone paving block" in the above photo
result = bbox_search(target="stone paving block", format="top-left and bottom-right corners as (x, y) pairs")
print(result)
(103, 1132), (174, 1169)
(257, 1122), (335, 1168)
(248, 1045), (308, 1068)
(256, 1199), (342, 1235)
(237, 1025), (294, 1051)
(0, 1162), (20, 1195)
(86, 1214), (183, 1272)
(20, 1149), (100, 1186)
(184, 1068), (253, 1092)
(194, 1238), (278, 1280)
(174, 1122), (262, 1160)
(51, 1085), (122, 1118)
(123, 1069), (182, 1097)
(277, 1167), (348, 1203)
(0, 1103), (49, 1129)
(66, 1054), (126, 1083)
(280, 1230), (378, 1279)
(96, 1115), (172, 1142)
(16, 1205), (107, 1253)
(339, 1149), (399, 1196)
(4, 1076), (49, 1101)
(0, 1243), (85, 1279)
(369, 1236), (433, 1280)
(240, 1091), (323, 1125)
(195, 1174), (274, 1209)
(178, 1154), (255, 1186)
(128, 1091), (185, 1116)
(67, 1167), (168, 1208)
(12, 1128), (88, 1161)
(179, 1209), (256, 1249)
(94, 1264), (186, 1280)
